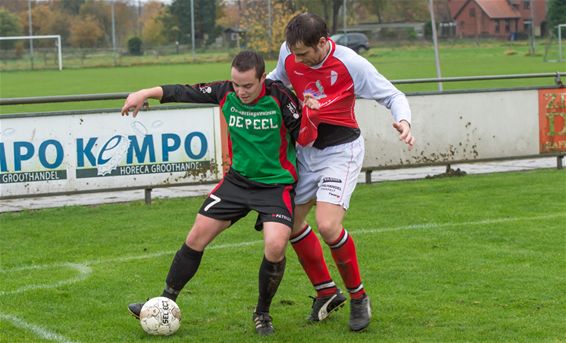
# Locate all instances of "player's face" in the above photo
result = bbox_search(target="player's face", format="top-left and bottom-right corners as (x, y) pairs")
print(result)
(231, 67), (266, 104)
(290, 37), (329, 67)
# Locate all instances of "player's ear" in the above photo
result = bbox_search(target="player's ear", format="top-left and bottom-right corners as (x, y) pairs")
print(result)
(260, 72), (266, 83)
(318, 37), (327, 48)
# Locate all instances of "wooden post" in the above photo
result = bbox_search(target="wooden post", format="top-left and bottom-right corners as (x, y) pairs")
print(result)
(144, 188), (152, 205)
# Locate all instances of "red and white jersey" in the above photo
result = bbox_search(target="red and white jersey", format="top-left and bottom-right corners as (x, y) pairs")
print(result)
(268, 39), (411, 146)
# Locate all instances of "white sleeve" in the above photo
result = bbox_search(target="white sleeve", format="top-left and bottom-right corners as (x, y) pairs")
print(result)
(266, 42), (291, 88)
(336, 47), (412, 124)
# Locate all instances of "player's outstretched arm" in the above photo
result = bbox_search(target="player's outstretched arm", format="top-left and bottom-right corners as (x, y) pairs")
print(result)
(121, 86), (164, 118)
(393, 120), (415, 150)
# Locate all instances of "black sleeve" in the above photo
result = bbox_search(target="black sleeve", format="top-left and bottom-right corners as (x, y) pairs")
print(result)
(268, 80), (302, 141)
(160, 81), (233, 105)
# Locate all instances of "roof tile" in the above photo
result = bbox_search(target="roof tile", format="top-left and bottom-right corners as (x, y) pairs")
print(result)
(475, 0), (521, 18)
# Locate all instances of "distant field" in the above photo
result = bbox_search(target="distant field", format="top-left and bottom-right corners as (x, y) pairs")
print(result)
(0, 169), (565, 342)
(1, 40), (563, 114)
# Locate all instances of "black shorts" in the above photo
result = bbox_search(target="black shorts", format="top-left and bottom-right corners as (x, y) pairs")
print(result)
(198, 169), (295, 230)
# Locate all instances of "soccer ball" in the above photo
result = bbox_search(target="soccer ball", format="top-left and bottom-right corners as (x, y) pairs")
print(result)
(139, 297), (181, 336)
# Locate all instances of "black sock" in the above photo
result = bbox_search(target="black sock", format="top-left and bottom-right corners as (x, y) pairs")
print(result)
(162, 243), (203, 301)
(256, 256), (286, 314)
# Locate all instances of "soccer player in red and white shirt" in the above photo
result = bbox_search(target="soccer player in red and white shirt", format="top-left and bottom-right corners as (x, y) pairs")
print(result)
(268, 13), (415, 332)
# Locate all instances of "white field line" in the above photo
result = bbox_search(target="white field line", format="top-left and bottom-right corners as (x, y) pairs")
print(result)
(73, 213), (566, 268)
(0, 313), (78, 343)
(1, 213), (563, 278)
(0, 263), (91, 296)
(354, 213), (566, 235)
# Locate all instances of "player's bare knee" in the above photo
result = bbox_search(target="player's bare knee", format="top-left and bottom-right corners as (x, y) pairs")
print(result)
(266, 240), (287, 255)
(316, 220), (343, 242)
(264, 248), (286, 262)
(185, 234), (207, 251)
(316, 217), (341, 231)
(264, 240), (287, 261)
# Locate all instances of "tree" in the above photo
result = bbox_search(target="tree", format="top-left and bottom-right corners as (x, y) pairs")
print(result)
(330, 0), (342, 34)
(141, 1), (168, 47)
(241, 1), (302, 56)
(304, 0), (349, 34)
(382, 0), (428, 22)
(197, 0), (217, 45)
(358, 0), (388, 23)
(112, 1), (137, 48)
(168, 0), (191, 44)
(30, 4), (71, 46)
(285, 0), (331, 24)
(79, 0), (111, 45)
(143, 17), (167, 47)
(59, 0), (86, 15)
(168, 0), (218, 46)
(547, 0), (566, 34)
(69, 14), (104, 49)
(77, 0), (137, 48)
(127, 36), (143, 55)
(0, 8), (22, 49)
(0, 0), (28, 12)
(216, 0), (239, 29)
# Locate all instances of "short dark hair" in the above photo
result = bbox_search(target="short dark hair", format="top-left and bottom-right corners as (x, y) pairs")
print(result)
(231, 50), (265, 79)
(285, 13), (329, 49)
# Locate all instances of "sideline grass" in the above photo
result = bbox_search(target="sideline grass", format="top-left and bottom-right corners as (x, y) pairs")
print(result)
(1, 169), (564, 342)
(1, 41), (563, 114)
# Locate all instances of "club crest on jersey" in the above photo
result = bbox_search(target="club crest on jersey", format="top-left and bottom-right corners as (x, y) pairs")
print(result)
(199, 86), (212, 94)
(330, 70), (338, 86)
(303, 80), (327, 99)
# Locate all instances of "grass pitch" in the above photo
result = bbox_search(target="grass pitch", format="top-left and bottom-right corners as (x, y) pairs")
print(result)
(1, 169), (565, 342)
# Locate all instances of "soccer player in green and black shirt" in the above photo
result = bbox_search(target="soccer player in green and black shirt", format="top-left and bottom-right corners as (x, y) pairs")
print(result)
(121, 51), (304, 336)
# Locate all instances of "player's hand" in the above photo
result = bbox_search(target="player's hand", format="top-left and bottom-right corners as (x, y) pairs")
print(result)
(121, 90), (147, 118)
(393, 120), (415, 150)
(303, 93), (320, 110)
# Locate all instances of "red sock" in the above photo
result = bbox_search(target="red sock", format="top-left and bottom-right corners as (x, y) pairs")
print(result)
(329, 228), (366, 299)
(290, 224), (337, 297)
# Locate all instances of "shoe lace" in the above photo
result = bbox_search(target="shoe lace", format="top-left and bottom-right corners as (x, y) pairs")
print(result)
(351, 298), (366, 319)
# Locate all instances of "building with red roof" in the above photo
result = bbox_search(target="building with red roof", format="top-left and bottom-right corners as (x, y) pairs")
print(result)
(447, 0), (547, 39)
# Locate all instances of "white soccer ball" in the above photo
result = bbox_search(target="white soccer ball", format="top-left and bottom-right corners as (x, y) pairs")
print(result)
(139, 297), (182, 336)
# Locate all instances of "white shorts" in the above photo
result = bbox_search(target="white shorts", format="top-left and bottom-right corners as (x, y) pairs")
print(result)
(295, 135), (364, 209)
